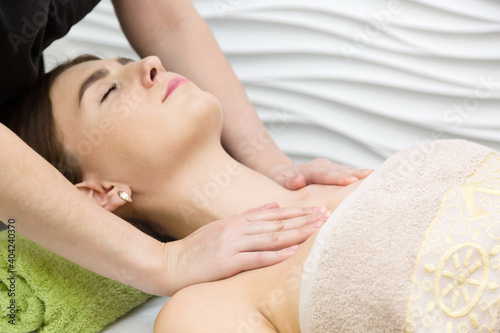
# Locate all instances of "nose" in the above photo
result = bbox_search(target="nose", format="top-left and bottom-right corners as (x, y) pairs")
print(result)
(139, 56), (164, 88)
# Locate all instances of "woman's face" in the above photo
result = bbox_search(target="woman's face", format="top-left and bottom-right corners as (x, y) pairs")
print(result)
(50, 56), (222, 186)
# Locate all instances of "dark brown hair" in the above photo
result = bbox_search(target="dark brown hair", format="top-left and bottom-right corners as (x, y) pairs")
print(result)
(3, 54), (173, 242)
(4, 54), (101, 184)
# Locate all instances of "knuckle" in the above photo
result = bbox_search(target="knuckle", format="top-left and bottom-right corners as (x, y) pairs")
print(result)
(217, 221), (236, 236)
(217, 222), (229, 233)
(267, 231), (280, 243)
(274, 219), (285, 231)
(307, 213), (319, 223)
(255, 251), (265, 265)
(274, 207), (286, 220)
(318, 168), (328, 177)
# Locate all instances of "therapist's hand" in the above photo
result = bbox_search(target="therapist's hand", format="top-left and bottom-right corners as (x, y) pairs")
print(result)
(265, 159), (374, 190)
(162, 202), (329, 295)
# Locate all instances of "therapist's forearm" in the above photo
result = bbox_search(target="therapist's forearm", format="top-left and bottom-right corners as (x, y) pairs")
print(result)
(113, 0), (293, 175)
(0, 123), (167, 295)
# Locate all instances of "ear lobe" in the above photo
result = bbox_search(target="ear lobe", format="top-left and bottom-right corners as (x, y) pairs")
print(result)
(75, 180), (132, 212)
(100, 181), (132, 212)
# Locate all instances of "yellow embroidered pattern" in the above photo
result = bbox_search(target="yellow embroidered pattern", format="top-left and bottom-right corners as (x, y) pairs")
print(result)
(405, 153), (500, 333)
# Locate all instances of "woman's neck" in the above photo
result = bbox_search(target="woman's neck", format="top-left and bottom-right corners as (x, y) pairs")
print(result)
(131, 143), (347, 239)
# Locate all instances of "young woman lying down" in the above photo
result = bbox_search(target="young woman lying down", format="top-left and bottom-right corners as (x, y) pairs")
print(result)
(9, 55), (500, 332)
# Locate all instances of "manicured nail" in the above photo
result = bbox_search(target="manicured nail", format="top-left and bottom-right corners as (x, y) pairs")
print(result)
(314, 206), (328, 212)
(321, 211), (331, 219)
(312, 220), (324, 228)
(288, 245), (300, 253)
(347, 176), (358, 182)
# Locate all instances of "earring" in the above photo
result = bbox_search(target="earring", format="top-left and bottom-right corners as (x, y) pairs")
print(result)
(118, 191), (133, 203)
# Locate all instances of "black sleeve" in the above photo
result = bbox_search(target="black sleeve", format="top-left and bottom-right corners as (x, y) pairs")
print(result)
(0, 0), (101, 120)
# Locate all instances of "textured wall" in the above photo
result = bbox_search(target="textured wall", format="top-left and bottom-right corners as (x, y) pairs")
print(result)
(44, 0), (500, 168)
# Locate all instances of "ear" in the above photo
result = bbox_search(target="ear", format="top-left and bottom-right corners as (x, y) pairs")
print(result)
(75, 179), (132, 212)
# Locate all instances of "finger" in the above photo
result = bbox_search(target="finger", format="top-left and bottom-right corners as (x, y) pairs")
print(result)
(244, 202), (280, 214)
(245, 210), (331, 234)
(230, 244), (301, 273)
(291, 174), (307, 190)
(300, 167), (356, 186)
(334, 174), (360, 186)
(237, 219), (326, 252)
(331, 168), (374, 185)
(281, 174), (307, 190)
(245, 205), (327, 222)
(331, 164), (374, 177)
(351, 168), (374, 179)
(274, 169), (301, 190)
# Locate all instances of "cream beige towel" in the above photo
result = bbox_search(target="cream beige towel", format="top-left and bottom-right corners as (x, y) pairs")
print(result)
(299, 140), (500, 332)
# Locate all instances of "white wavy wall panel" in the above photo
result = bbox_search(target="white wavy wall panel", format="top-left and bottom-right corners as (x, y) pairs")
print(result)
(44, 0), (500, 168)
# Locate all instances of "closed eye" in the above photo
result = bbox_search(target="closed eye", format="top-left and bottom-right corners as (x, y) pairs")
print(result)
(101, 82), (117, 102)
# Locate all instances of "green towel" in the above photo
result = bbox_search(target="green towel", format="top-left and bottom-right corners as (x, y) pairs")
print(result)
(0, 229), (153, 332)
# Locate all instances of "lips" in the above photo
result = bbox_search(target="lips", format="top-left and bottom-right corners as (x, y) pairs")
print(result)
(163, 77), (189, 102)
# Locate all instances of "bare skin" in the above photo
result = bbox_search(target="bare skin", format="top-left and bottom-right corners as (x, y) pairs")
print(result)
(154, 180), (364, 333)
(113, 0), (369, 190)
(1, 0), (370, 299)
(45, 56), (372, 294)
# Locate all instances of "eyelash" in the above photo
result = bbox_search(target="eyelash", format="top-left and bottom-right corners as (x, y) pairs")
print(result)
(101, 82), (117, 102)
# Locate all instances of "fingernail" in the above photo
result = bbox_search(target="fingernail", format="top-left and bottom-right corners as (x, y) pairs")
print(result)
(321, 211), (331, 219)
(314, 206), (328, 212)
(288, 245), (300, 253)
(347, 176), (358, 182)
(312, 220), (323, 228)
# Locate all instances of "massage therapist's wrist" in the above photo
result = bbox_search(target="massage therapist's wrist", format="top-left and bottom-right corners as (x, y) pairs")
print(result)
(226, 126), (293, 175)
(117, 237), (174, 297)
(242, 144), (295, 177)
(153, 240), (184, 297)
(261, 157), (296, 180)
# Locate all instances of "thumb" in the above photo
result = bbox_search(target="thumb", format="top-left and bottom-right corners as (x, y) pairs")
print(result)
(244, 202), (280, 214)
(282, 174), (307, 190)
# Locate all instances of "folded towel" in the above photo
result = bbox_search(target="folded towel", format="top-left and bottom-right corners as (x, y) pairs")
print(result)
(299, 139), (500, 332)
(0, 230), (152, 333)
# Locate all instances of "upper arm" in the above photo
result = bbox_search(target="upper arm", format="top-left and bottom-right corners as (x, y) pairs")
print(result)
(154, 282), (277, 333)
(111, 0), (197, 56)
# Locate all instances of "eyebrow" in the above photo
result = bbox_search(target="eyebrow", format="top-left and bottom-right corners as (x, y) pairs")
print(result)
(78, 57), (134, 106)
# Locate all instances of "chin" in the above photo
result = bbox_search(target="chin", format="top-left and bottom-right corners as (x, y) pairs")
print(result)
(194, 90), (221, 110)
(188, 90), (223, 125)
(167, 90), (221, 148)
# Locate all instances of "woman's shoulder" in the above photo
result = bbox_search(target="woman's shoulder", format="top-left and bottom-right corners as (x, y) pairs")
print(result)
(154, 279), (277, 333)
